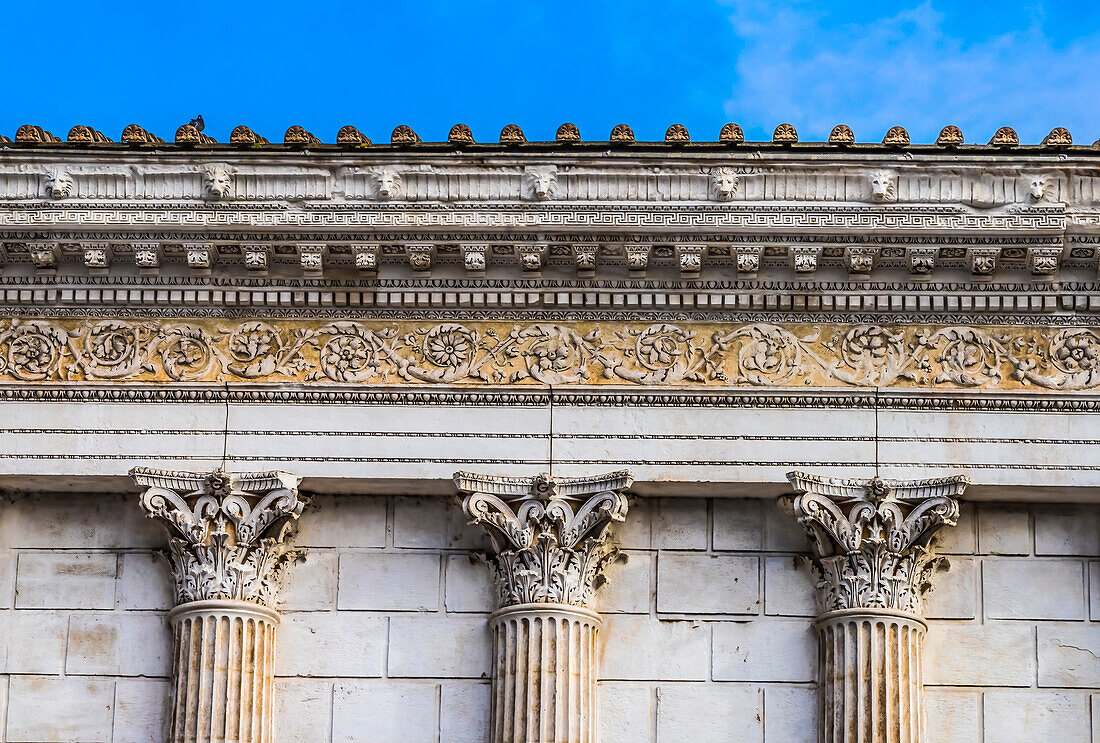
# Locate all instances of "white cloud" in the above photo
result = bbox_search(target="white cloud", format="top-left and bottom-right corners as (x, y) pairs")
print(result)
(722, 1), (1100, 143)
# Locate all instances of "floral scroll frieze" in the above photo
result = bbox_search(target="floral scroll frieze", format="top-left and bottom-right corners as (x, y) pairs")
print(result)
(1, 317), (1098, 391)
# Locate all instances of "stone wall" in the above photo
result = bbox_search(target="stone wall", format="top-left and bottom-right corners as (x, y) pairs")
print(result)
(0, 492), (1096, 743)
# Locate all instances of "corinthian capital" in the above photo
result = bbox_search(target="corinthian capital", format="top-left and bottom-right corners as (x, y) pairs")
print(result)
(783, 471), (969, 616)
(130, 467), (304, 608)
(454, 471), (633, 608)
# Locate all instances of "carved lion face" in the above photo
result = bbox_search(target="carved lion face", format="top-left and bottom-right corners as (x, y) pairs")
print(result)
(523, 166), (557, 200)
(869, 170), (897, 202)
(201, 165), (233, 200)
(1024, 174), (1050, 202)
(44, 169), (73, 200)
(710, 167), (739, 201)
(374, 167), (402, 200)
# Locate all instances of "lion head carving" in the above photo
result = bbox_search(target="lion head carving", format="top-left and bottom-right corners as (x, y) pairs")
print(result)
(869, 170), (897, 202)
(710, 167), (740, 201)
(372, 167), (403, 200)
(44, 169), (73, 200)
(1023, 174), (1051, 202)
(523, 166), (557, 200)
(201, 164), (233, 200)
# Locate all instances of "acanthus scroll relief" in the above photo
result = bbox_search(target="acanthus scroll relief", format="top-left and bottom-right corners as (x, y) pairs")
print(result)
(1, 318), (1098, 391)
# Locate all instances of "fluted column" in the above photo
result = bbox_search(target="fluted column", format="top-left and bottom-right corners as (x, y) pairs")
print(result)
(455, 471), (633, 743)
(783, 471), (969, 743)
(132, 468), (305, 743)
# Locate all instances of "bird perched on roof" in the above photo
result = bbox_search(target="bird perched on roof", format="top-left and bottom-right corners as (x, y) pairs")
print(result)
(189, 115), (205, 132)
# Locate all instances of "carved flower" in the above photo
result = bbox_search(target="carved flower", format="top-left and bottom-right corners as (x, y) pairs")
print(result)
(530, 335), (575, 372)
(321, 334), (377, 381)
(424, 325), (473, 369)
(10, 333), (58, 378)
(160, 327), (214, 381)
(1053, 332), (1099, 373)
(86, 321), (138, 367)
(845, 327), (892, 360)
(636, 325), (688, 370)
(229, 323), (278, 361)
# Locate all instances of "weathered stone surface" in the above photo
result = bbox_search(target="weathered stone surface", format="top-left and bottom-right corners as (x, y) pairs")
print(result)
(281, 549), (337, 611)
(337, 552), (440, 611)
(763, 687), (817, 743)
(15, 552), (116, 609)
(445, 553), (497, 613)
(923, 556), (978, 619)
(440, 681), (491, 743)
(983, 691), (1091, 742)
(655, 683), (762, 743)
(394, 496), (486, 549)
(933, 502), (977, 554)
(600, 551), (653, 614)
(1037, 625), (1100, 687)
(763, 556), (816, 617)
(984, 558), (1086, 620)
(714, 499), (764, 551)
(713, 619), (815, 682)
(116, 552), (174, 610)
(654, 498), (708, 550)
(114, 679), (171, 743)
(978, 504), (1031, 555)
(389, 614), (491, 678)
(598, 683), (653, 743)
(278, 612), (386, 677)
(602, 615), (709, 680)
(6, 676), (114, 743)
(332, 681), (438, 743)
(295, 494), (387, 547)
(66, 613), (172, 676)
(656, 554), (759, 614)
(1035, 505), (1100, 555)
(926, 623), (1036, 685)
(0, 610), (68, 674)
(924, 690), (981, 743)
(5, 493), (164, 549)
(1091, 561), (1100, 621)
(274, 678), (333, 743)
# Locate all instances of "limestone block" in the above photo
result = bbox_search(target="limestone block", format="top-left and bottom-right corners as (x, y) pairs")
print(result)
(0, 553), (14, 606)
(924, 690), (981, 743)
(66, 613), (172, 676)
(924, 556), (978, 619)
(1092, 561), (1100, 621)
(6, 676), (114, 743)
(332, 681), (438, 743)
(932, 502), (977, 554)
(0, 676), (6, 741)
(277, 612), (386, 677)
(5, 492), (164, 549)
(763, 686), (817, 743)
(337, 552), (440, 611)
(713, 499), (763, 551)
(599, 682), (654, 743)
(294, 494), (387, 548)
(1093, 694), (1099, 743)
(978, 504), (1031, 555)
(281, 549), (337, 611)
(656, 554), (759, 614)
(983, 691), (1091, 742)
(655, 683), (762, 743)
(712, 620), (815, 682)
(1035, 505), (1100, 556)
(984, 559), (1086, 620)
(394, 496), (486, 549)
(116, 552), (173, 610)
(0, 610), (67, 674)
(440, 681), (490, 743)
(15, 552), (116, 609)
(275, 678), (333, 743)
(763, 556), (815, 617)
(925, 623), (1035, 686)
(763, 502), (811, 551)
(445, 554), (496, 613)
(653, 498), (707, 550)
(1037, 625), (1100, 687)
(388, 614), (491, 678)
(600, 551), (653, 614)
(601, 615), (709, 681)
(113, 679), (171, 743)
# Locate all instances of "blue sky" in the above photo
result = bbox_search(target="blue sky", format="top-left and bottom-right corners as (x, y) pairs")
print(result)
(2, 1), (1097, 144)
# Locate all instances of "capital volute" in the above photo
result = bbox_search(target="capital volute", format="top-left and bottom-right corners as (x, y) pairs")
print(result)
(455, 470), (633, 608)
(782, 471), (968, 615)
(131, 467), (305, 608)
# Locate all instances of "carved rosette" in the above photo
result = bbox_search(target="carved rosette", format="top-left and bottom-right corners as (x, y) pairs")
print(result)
(457, 470), (632, 743)
(456, 470), (632, 608)
(783, 471), (969, 743)
(131, 467), (305, 608)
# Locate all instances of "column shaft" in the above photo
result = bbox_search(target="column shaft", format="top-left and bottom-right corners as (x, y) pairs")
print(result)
(169, 600), (279, 743)
(490, 604), (600, 743)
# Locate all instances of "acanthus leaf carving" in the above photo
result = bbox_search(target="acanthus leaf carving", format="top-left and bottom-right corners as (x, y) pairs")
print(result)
(456, 471), (633, 607)
(131, 468), (305, 608)
(782, 471), (968, 615)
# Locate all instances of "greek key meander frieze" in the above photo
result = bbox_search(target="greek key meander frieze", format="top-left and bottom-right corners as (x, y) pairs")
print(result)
(2, 317), (1098, 391)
